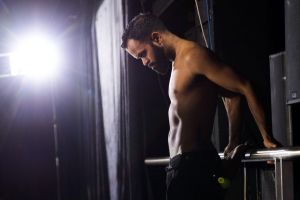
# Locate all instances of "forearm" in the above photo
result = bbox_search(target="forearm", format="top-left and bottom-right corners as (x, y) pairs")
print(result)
(223, 96), (242, 144)
(242, 83), (269, 140)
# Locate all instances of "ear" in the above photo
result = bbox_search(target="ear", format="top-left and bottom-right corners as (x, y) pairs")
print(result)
(151, 32), (163, 46)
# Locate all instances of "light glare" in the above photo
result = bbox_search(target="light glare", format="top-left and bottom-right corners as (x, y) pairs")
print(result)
(9, 33), (60, 80)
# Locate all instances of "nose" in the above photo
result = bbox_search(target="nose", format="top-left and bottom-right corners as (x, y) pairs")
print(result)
(141, 58), (150, 67)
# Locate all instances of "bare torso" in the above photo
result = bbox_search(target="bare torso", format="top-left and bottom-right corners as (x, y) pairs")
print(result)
(168, 41), (219, 158)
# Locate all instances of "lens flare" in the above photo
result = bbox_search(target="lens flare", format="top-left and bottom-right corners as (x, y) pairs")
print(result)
(9, 33), (60, 80)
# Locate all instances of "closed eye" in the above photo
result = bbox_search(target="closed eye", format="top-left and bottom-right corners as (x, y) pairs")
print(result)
(137, 50), (146, 58)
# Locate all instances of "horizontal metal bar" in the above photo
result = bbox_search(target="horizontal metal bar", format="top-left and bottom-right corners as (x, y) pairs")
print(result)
(145, 146), (300, 165)
(243, 146), (300, 161)
(145, 157), (169, 166)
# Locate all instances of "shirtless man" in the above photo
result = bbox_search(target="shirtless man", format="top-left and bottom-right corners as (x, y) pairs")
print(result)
(121, 13), (277, 200)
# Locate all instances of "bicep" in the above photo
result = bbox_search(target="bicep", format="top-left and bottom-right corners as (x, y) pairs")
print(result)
(190, 49), (249, 95)
(206, 63), (248, 94)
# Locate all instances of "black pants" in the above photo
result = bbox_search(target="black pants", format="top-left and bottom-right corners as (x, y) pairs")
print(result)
(166, 150), (225, 200)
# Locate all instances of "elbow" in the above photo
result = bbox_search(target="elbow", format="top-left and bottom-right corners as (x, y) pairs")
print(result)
(239, 80), (252, 96)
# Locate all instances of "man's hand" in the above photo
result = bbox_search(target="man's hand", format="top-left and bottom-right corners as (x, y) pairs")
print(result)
(222, 143), (249, 179)
(224, 142), (249, 160)
(263, 135), (278, 149)
(224, 142), (239, 159)
(263, 135), (280, 164)
(222, 95), (242, 160)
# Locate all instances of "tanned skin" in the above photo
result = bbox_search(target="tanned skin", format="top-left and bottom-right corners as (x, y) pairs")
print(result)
(222, 95), (243, 158)
(125, 30), (276, 159)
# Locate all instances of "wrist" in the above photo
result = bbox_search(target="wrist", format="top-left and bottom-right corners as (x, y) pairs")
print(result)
(227, 139), (239, 146)
(262, 134), (271, 141)
(228, 134), (240, 142)
(260, 129), (270, 140)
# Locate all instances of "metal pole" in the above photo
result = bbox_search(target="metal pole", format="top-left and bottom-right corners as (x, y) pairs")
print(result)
(145, 146), (300, 165)
(50, 79), (61, 200)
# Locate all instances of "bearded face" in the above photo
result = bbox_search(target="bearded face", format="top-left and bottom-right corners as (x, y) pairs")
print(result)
(126, 39), (169, 75)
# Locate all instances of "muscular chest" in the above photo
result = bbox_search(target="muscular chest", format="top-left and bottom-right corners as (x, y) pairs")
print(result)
(168, 67), (200, 101)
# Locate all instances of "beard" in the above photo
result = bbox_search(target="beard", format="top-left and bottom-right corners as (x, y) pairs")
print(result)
(150, 44), (170, 75)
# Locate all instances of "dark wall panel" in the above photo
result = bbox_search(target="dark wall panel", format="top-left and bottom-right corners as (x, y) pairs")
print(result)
(269, 52), (290, 146)
(285, 0), (300, 104)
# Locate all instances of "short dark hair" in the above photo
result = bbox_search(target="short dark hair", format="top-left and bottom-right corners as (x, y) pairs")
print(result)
(121, 13), (167, 48)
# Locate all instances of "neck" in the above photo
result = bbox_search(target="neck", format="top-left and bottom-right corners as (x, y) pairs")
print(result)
(162, 32), (183, 61)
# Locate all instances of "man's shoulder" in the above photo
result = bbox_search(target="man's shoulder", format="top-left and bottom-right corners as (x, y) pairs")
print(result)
(175, 40), (210, 70)
(179, 41), (208, 62)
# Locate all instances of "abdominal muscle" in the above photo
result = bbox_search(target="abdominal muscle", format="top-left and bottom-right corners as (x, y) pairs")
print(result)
(168, 85), (218, 158)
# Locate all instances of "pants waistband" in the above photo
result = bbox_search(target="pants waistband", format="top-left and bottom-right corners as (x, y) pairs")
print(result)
(167, 149), (220, 171)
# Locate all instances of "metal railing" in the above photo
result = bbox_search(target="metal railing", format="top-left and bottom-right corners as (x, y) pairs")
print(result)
(145, 146), (300, 200)
(144, 146), (300, 165)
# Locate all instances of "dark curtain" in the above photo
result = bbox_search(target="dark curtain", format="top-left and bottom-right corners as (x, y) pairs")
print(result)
(93, 0), (145, 200)
(1, 0), (145, 199)
(75, 0), (111, 200)
(95, 1), (127, 199)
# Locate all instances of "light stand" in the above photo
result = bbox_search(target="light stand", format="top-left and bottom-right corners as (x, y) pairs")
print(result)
(50, 77), (61, 200)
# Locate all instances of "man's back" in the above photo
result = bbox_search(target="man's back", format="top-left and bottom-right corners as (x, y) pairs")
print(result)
(168, 40), (219, 158)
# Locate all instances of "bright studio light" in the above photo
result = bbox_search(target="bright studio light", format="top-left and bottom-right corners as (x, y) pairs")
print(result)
(9, 33), (60, 80)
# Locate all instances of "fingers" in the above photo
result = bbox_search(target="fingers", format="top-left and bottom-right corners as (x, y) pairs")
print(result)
(224, 146), (235, 160)
(224, 143), (249, 160)
(224, 150), (232, 160)
(225, 144), (248, 160)
(231, 144), (248, 160)
(267, 160), (275, 165)
(263, 140), (277, 148)
(270, 143), (277, 148)
(263, 139), (278, 164)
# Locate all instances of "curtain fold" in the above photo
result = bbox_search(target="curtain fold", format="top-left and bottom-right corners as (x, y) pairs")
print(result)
(93, 0), (147, 199)
(76, 1), (111, 199)
(95, 1), (129, 200)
